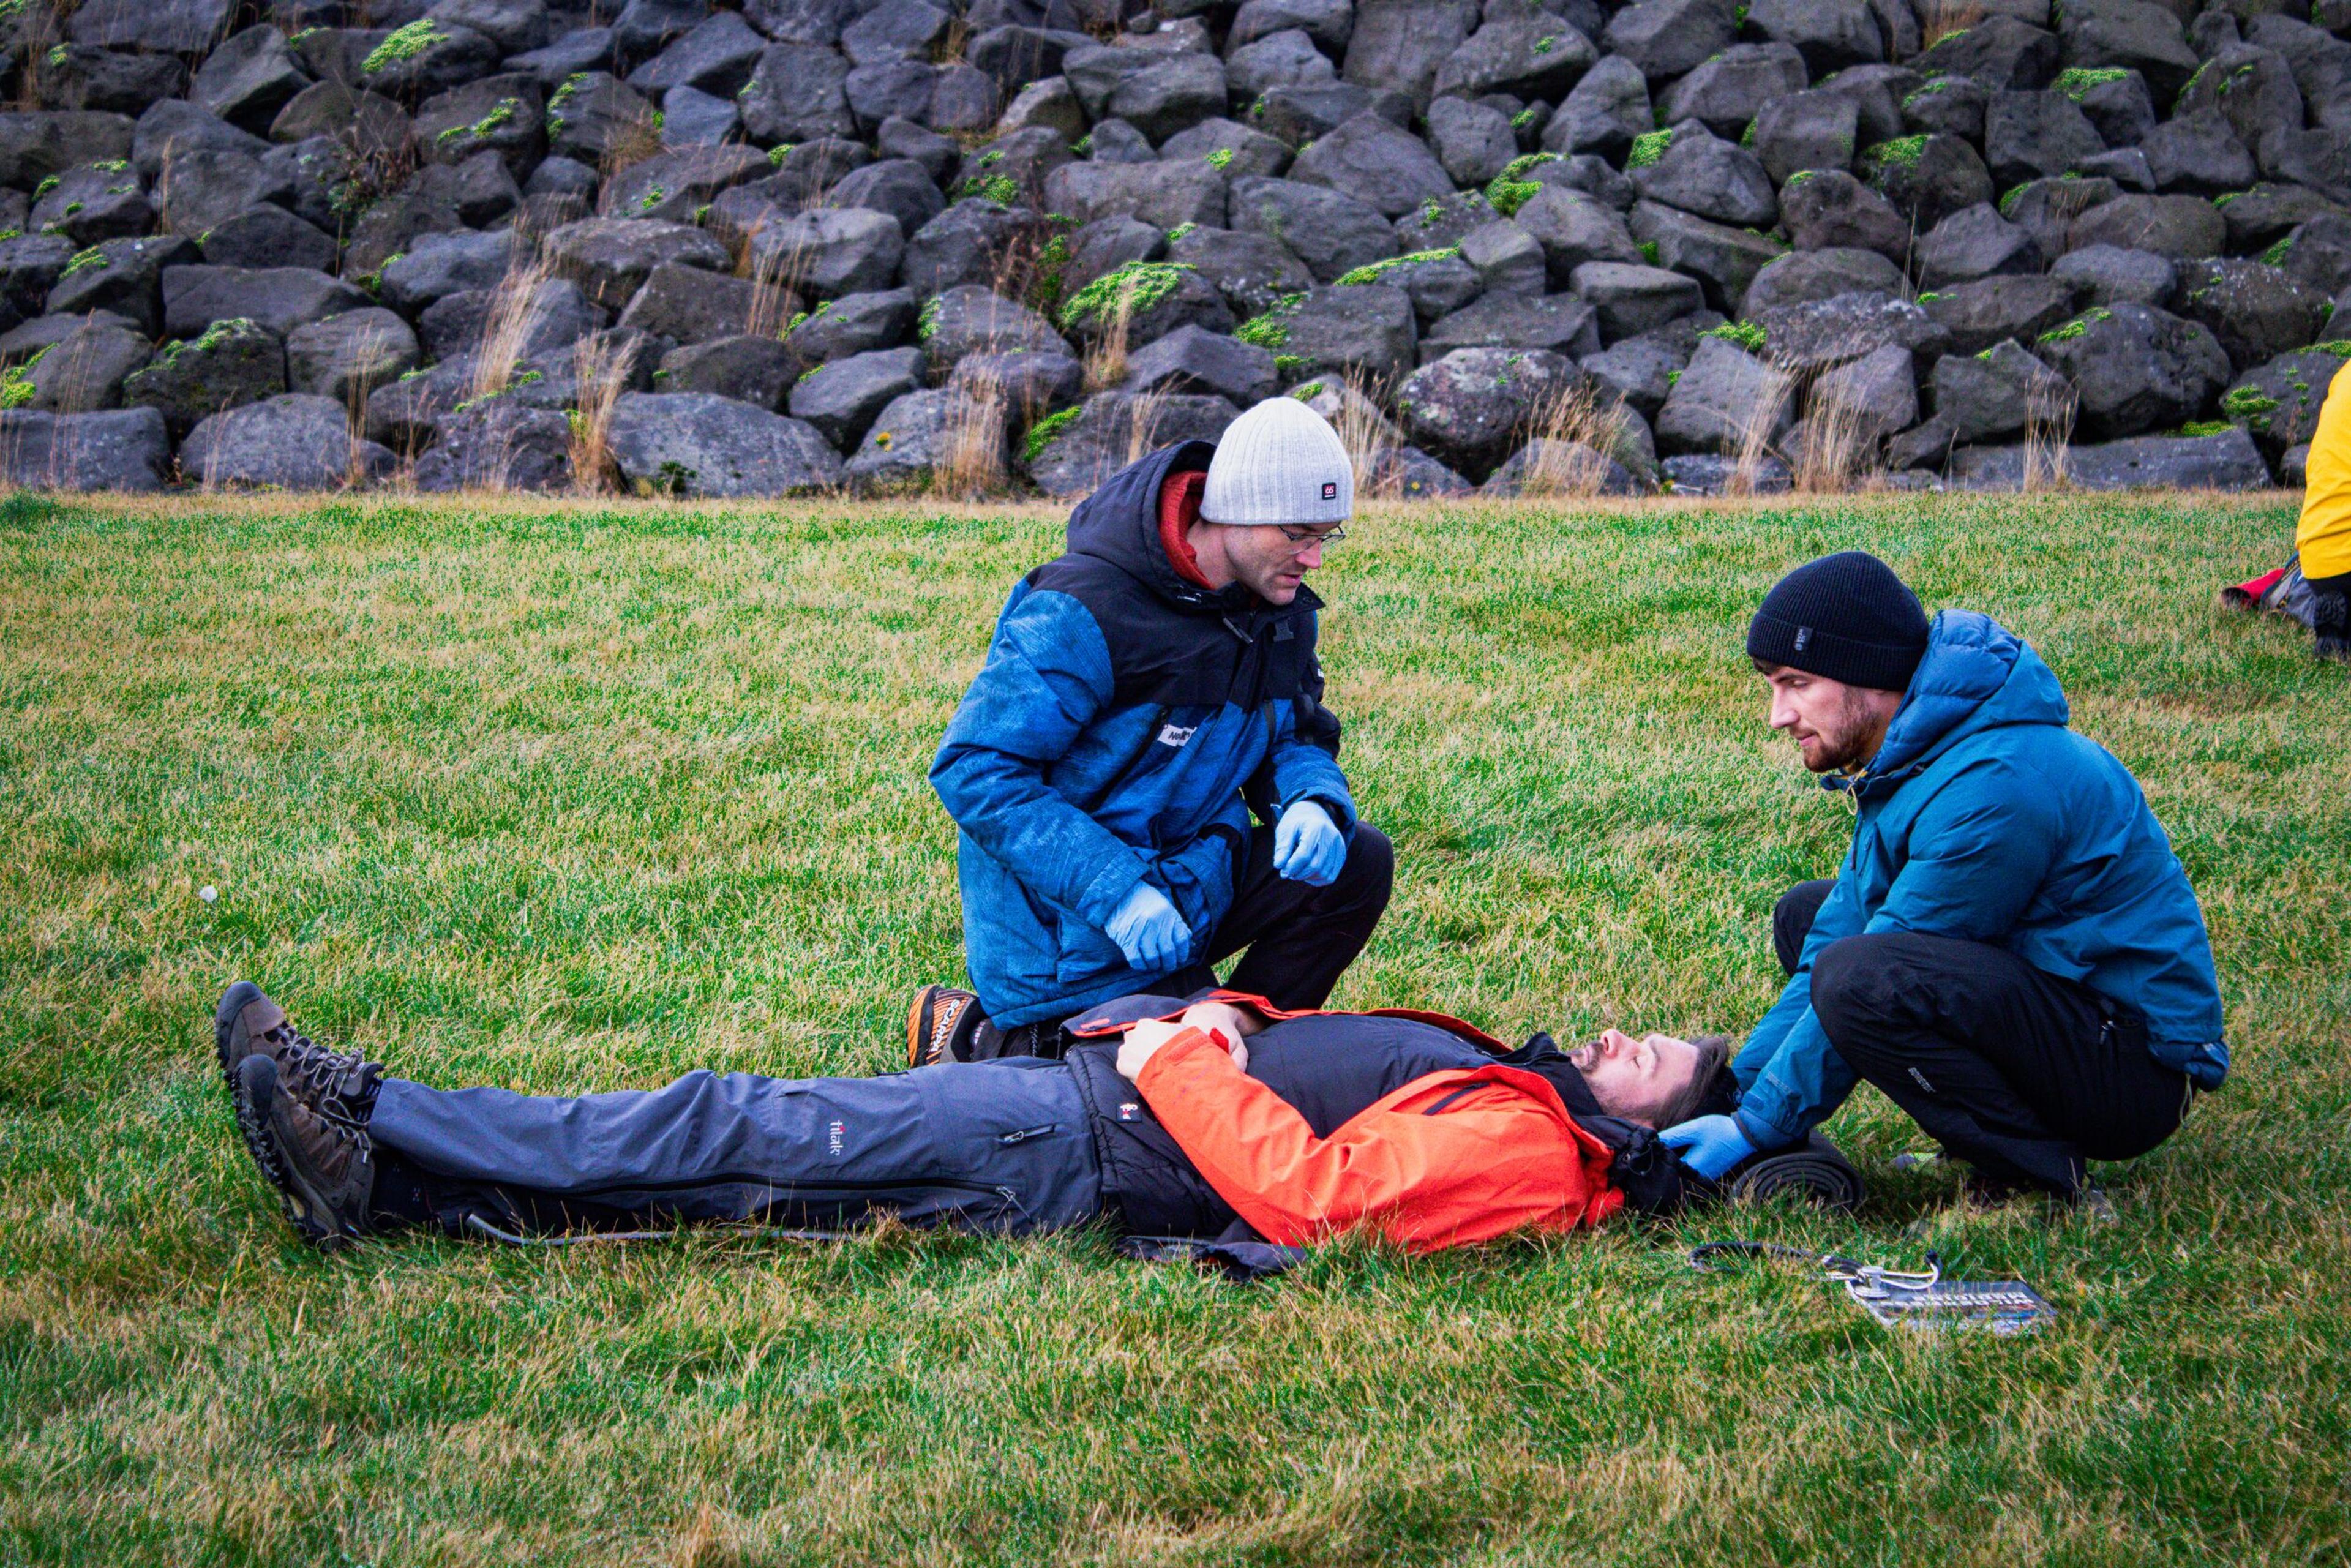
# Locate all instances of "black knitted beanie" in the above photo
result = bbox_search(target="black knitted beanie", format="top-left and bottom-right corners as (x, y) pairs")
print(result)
(1745, 552), (1930, 692)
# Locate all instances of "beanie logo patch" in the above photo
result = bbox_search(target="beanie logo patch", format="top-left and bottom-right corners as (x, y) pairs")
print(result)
(1794, 626), (1813, 652)
(1321, 481), (1338, 500)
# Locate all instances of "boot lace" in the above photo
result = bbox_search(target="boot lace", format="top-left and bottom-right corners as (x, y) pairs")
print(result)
(269, 1026), (384, 1127)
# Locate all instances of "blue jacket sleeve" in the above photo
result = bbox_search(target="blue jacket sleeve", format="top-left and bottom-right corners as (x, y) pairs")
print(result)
(1731, 759), (2063, 1147)
(1261, 692), (1357, 834)
(929, 589), (1152, 928)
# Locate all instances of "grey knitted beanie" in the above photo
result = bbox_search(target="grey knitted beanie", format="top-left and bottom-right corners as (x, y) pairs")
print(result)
(1200, 397), (1354, 525)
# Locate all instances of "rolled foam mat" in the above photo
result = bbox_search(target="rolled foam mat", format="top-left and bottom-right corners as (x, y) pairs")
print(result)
(1725, 1132), (1867, 1212)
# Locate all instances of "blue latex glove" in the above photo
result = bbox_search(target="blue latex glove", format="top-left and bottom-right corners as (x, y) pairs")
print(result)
(1273, 800), (1346, 886)
(1103, 882), (1193, 972)
(1660, 1114), (1758, 1180)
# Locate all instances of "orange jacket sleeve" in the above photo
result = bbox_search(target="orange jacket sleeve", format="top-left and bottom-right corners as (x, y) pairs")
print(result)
(1133, 1029), (1617, 1251)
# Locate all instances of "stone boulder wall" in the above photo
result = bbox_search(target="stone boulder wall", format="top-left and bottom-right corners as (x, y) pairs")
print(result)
(0, 0), (2342, 495)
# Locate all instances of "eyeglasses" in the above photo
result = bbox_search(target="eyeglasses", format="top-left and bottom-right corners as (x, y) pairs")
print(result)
(1275, 525), (1347, 548)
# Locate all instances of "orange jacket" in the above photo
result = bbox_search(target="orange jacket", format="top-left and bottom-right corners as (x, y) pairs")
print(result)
(1132, 1027), (1624, 1252)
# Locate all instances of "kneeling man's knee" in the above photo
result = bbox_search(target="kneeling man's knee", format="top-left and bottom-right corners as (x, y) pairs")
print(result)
(1343, 822), (1395, 903)
(1809, 932), (1908, 1042)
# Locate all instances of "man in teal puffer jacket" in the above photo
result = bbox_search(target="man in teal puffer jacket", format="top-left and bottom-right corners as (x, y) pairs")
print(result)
(1663, 552), (2227, 1205)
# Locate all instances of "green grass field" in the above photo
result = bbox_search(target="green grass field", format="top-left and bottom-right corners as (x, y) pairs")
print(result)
(2, 489), (2345, 1567)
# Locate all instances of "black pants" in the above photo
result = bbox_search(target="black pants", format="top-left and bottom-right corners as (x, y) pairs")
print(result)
(2309, 569), (2350, 651)
(979, 822), (1394, 1058)
(1775, 880), (2192, 1195)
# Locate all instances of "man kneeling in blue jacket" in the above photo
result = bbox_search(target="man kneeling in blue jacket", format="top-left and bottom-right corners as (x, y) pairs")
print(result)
(1662, 552), (2227, 1208)
(924, 397), (1392, 1060)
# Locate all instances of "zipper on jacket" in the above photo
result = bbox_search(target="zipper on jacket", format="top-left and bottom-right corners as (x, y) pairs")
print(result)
(997, 1124), (1057, 1145)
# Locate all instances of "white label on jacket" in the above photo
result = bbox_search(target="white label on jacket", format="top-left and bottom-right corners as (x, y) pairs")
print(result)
(1157, 723), (1196, 748)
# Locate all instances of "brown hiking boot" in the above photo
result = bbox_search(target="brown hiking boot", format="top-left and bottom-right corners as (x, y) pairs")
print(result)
(232, 1054), (377, 1250)
(215, 981), (383, 1125)
(906, 984), (985, 1067)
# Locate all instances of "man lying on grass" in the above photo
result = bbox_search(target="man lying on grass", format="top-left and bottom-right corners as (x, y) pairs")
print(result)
(1661, 552), (2229, 1214)
(214, 980), (1732, 1257)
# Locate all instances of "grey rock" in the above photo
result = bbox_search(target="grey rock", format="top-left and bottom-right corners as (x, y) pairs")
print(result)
(544, 73), (662, 163)
(2172, 257), (2328, 372)
(1226, 174), (1396, 282)
(1931, 336), (2078, 445)
(1655, 334), (1796, 451)
(158, 149), (293, 239)
(2221, 345), (2351, 456)
(380, 228), (528, 317)
(1912, 15), (2060, 91)
(2057, 0), (2203, 105)
(1419, 291), (1602, 358)
(903, 200), (1056, 296)
(1512, 184), (1641, 288)
(37, 48), (187, 116)
(285, 307), (424, 402)
(1921, 272), (2084, 354)
(507, 27), (621, 86)
(1228, 29), (1340, 102)
(1365, 442), (1473, 497)
(841, 0), (950, 67)
(1901, 73), (1989, 142)
(28, 164), (155, 249)
(1426, 97), (1521, 187)
(920, 285), (1070, 370)
(1779, 168), (1911, 266)
(0, 236), (77, 321)
(1343, 0), (1477, 107)
(199, 206), (339, 274)
(603, 144), (772, 224)
(2067, 192), (2227, 258)
(1123, 322), (1280, 404)
(1750, 290), (1949, 373)
(1479, 437), (1641, 495)
(1660, 451), (1791, 492)
(1063, 260), (1235, 349)
(436, 0), (552, 54)
(1255, 282), (1418, 384)
(183, 393), (393, 489)
(1544, 54), (1650, 159)
(1286, 113), (1456, 220)
(1628, 200), (1786, 315)
(1457, 219), (1547, 299)
(1749, 0), (1883, 75)
(1170, 224), (1319, 315)
(1393, 189), (1511, 250)
(662, 84), (742, 146)
(418, 277), (604, 361)
(70, 0), (232, 53)
(613, 0), (713, 58)
(606, 390), (844, 493)
(1395, 344), (1581, 478)
(844, 59), (938, 130)
(2069, 150), (2154, 195)
(617, 263), (774, 345)
(950, 349), (1084, 414)
(1792, 339), (1915, 446)
(46, 235), (201, 335)
(2031, 300), (2232, 437)
(1431, 13), (1598, 104)
(739, 43), (857, 143)
(1160, 118), (1294, 179)
(1108, 53), (1228, 142)
(358, 22), (505, 99)
(1916, 202), (2044, 291)
(788, 343), (928, 445)
(654, 333), (800, 406)
(1657, 44), (1810, 141)
(0, 407), (169, 492)
(1046, 159), (1229, 230)
(133, 102), (254, 184)
(1982, 88), (2104, 187)
(415, 77), (545, 174)
(787, 287), (918, 361)
(2064, 66), (2156, 147)
(121, 316), (283, 434)
(825, 158), (947, 239)
(1232, 0), (1355, 53)
(962, 23), (1082, 97)
(1570, 260), (1704, 342)
(1997, 175), (2121, 262)
(844, 386), (1003, 493)
(1602, 0), (1737, 81)
(412, 399), (574, 492)
(163, 265), (367, 339)
(1753, 91), (1861, 187)
(1627, 123), (1778, 228)
(544, 217), (730, 308)
(2140, 108), (2255, 195)
(877, 117), (960, 183)
(24, 320), (151, 411)
(271, 83), (411, 156)
(628, 9), (772, 96)
(1026, 388), (1240, 493)
(189, 26), (310, 134)
(2215, 185), (2341, 258)
(997, 77), (1089, 141)
(1579, 320), (1704, 417)
(2062, 428), (2269, 489)
(1859, 132), (1994, 232)
(2049, 243), (2176, 308)
(1742, 247), (1907, 315)
(1253, 82), (1406, 148)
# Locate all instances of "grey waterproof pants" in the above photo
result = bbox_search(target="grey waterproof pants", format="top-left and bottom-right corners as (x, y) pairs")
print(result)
(369, 1057), (1106, 1237)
